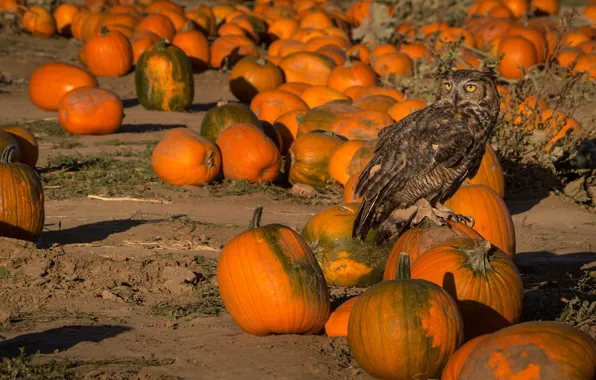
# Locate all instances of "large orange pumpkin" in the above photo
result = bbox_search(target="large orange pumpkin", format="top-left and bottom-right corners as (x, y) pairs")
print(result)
(216, 123), (281, 183)
(497, 35), (538, 79)
(289, 131), (346, 187)
(135, 14), (176, 41)
(23, 6), (56, 38)
(372, 52), (414, 77)
(299, 86), (350, 109)
(152, 128), (221, 186)
(172, 22), (210, 72)
(352, 95), (397, 113)
(331, 110), (394, 140)
(444, 184), (516, 259)
(209, 35), (258, 69)
(466, 144), (505, 197)
(387, 99), (426, 122)
(217, 207), (330, 336)
(28, 62), (98, 112)
(250, 89), (309, 124)
(0, 126), (38, 168)
(59, 87), (124, 135)
(85, 26), (133, 77)
(411, 238), (523, 340)
(278, 51), (337, 85)
(348, 253), (464, 380)
(441, 335), (489, 380)
(329, 140), (365, 185)
(324, 296), (360, 337)
(129, 30), (160, 65)
(296, 102), (360, 137)
(327, 59), (377, 93)
(229, 56), (284, 103)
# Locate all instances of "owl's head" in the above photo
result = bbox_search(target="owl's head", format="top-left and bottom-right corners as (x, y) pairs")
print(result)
(437, 70), (499, 110)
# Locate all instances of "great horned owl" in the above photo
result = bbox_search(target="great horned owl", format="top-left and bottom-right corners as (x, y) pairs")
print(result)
(352, 69), (500, 244)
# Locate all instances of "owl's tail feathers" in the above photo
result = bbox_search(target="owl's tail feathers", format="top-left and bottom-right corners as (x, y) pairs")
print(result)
(352, 197), (377, 241)
(374, 205), (418, 245)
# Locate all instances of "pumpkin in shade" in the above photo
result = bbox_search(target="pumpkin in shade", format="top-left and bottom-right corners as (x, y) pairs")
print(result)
(152, 128), (221, 186)
(1, 126), (39, 168)
(80, 13), (106, 42)
(344, 174), (363, 203)
(331, 110), (394, 140)
(383, 219), (482, 280)
(278, 51), (337, 86)
(28, 62), (98, 112)
(300, 86), (350, 109)
(86, 26), (133, 77)
(135, 40), (194, 112)
(348, 253), (464, 380)
(328, 140), (365, 186)
(217, 207), (330, 336)
(457, 321), (596, 380)
(23, 6), (56, 38)
(59, 87), (123, 135)
(129, 30), (160, 65)
(53, 4), (81, 37)
(441, 335), (489, 380)
(352, 94), (397, 113)
(272, 109), (306, 155)
(277, 82), (311, 97)
(301, 203), (393, 287)
(296, 102), (360, 137)
(411, 238), (523, 340)
(347, 138), (376, 177)
(325, 296), (360, 337)
(216, 123), (281, 183)
(327, 59), (377, 93)
(0, 130), (20, 163)
(229, 55), (284, 103)
(0, 145), (45, 243)
(445, 184), (515, 259)
(200, 100), (261, 143)
(135, 14), (175, 41)
(466, 144), (505, 197)
(289, 131), (346, 187)
(209, 35), (258, 69)
(250, 89), (309, 124)
(172, 22), (210, 72)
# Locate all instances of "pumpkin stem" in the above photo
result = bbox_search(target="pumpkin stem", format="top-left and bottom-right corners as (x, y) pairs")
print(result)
(0, 145), (18, 164)
(465, 239), (493, 276)
(396, 252), (411, 280)
(249, 206), (264, 229)
(154, 39), (169, 51)
(216, 98), (228, 107)
(257, 43), (268, 66)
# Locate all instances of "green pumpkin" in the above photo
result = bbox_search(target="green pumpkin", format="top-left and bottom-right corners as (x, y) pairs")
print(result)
(135, 40), (194, 112)
(199, 100), (261, 143)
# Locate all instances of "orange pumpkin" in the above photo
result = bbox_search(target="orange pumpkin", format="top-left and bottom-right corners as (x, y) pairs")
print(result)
(267, 18), (299, 40)
(497, 35), (538, 79)
(442, 335), (489, 380)
(329, 140), (365, 186)
(346, 44), (371, 63)
(278, 51), (337, 86)
(505, 24), (548, 63)
(466, 144), (505, 197)
(343, 85), (405, 102)
(209, 35), (258, 69)
(59, 87), (123, 135)
(216, 123), (281, 183)
(85, 26), (133, 77)
(135, 14), (175, 41)
(289, 131), (346, 187)
(277, 82), (312, 97)
(250, 89), (309, 124)
(347, 138), (376, 177)
(53, 4), (81, 37)
(445, 184), (516, 259)
(229, 56), (284, 103)
(387, 99), (426, 122)
(23, 6), (56, 38)
(531, 0), (559, 15)
(296, 103), (360, 137)
(172, 22), (210, 71)
(372, 52), (414, 77)
(152, 128), (221, 186)
(300, 86), (350, 109)
(344, 174), (363, 203)
(0, 126), (38, 168)
(29, 62), (98, 111)
(129, 30), (160, 64)
(217, 207), (330, 336)
(325, 296), (360, 337)
(273, 109), (306, 155)
(331, 110), (394, 140)
(399, 43), (432, 61)
(327, 59), (377, 93)
(315, 44), (347, 66)
(352, 94), (397, 113)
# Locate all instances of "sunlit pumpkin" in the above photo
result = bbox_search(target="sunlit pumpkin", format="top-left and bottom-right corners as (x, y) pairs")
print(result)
(59, 87), (124, 135)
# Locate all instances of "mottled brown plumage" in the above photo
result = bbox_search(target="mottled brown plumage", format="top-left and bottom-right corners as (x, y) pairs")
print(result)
(352, 70), (500, 243)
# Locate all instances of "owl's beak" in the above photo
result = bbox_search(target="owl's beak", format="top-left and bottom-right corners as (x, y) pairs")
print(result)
(452, 92), (460, 106)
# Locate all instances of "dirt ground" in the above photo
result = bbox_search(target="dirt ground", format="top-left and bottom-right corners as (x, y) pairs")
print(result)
(0, 33), (595, 379)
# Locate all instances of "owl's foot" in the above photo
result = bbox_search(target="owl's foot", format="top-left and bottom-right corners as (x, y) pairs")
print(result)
(435, 202), (475, 227)
(411, 199), (448, 227)
(375, 205), (418, 245)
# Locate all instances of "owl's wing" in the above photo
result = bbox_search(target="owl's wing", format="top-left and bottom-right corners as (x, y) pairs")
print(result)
(352, 116), (476, 240)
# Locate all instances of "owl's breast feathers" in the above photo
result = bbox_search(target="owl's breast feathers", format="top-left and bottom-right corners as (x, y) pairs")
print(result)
(352, 104), (494, 240)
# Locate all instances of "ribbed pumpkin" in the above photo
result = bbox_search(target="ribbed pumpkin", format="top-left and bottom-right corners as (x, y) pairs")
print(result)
(1, 126), (38, 168)
(249, 89), (309, 124)
(135, 40), (194, 112)
(0, 145), (45, 243)
(135, 14), (175, 41)
(85, 26), (133, 77)
(200, 100), (261, 143)
(216, 123), (281, 183)
(289, 131), (346, 187)
(348, 253), (464, 380)
(457, 321), (596, 380)
(383, 219), (482, 280)
(23, 6), (56, 38)
(152, 128), (221, 186)
(325, 296), (360, 337)
(302, 203), (393, 287)
(59, 87), (123, 135)
(296, 102), (360, 137)
(327, 59), (377, 93)
(229, 56), (284, 103)
(441, 335), (489, 380)
(172, 22), (210, 72)
(411, 238), (523, 340)
(444, 184), (516, 259)
(466, 144), (505, 197)
(217, 207), (330, 336)
(328, 140), (365, 186)
(28, 62), (98, 112)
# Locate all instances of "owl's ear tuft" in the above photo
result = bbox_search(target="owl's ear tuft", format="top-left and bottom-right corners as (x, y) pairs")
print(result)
(482, 69), (498, 82)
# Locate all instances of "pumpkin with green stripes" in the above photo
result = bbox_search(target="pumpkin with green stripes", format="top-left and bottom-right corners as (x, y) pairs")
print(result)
(217, 207), (330, 336)
(301, 203), (393, 287)
(348, 253), (464, 380)
(135, 40), (194, 112)
(199, 99), (261, 143)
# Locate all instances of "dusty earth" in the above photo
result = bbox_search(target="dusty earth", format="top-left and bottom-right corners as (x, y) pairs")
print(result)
(0, 30), (595, 379)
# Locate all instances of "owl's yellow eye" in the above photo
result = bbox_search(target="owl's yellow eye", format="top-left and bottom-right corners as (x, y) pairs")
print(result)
(465, 84), (477, 93)
(444, 83), (452, 91)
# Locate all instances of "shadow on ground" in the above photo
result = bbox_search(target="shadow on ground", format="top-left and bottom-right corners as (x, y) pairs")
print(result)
(118, 124), (186, 133)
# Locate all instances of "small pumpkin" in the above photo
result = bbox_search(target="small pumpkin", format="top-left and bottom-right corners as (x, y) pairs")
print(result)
(466, 144), (505, 197)
(301, 203), (393, 287)
(444, 184), (516, 259)
(325, 296), (360, 337)
(209, 35), (258, 69)
(135, 40), (194, 112)
(129, 30), (160, 65)
(135, 14), (175, 41)
(352, 95), (397, 113)
(0, 145), (44, 243)
(272, 109), (306, 155)
(1, 126), (39, 168)
(28, 62), (98, 112)
(217, 207), (330, 336)
(152, 128), (221, 186)
(300, 86), (350, 109)
(59, 87), (124, 135)
(229, 55), (284, 103)
(250, 89), (309, 124)
(53, 4), (81, 37)
(331, 110), (394, 141)
(216, 123), (281, 183)
(278, 51), (337, 86)
(296, 102), (360, 137)
(86, 26), (133, 77)
(289, 131), (346, 188)
(267, 18), (299, 41)
(327, 59), (377, 93)
(23, 6), (56, 38)
(411, 238), (523, 340)
(497, 36), (538, 80)
(348, 253), (464, 380)
(387, 99), (426, 122)
(200, 100), (261, 143)
(172, 21), (210, 72)
(372, 52), (414, 77)
(329, 140), (365, 186)
(347, 138), (376, 177)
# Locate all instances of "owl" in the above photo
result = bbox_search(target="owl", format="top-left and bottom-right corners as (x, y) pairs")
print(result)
(352, 69), (500, 244)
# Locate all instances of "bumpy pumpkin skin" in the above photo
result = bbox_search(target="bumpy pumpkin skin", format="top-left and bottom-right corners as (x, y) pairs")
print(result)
(289, 131), (346, 188)
(458, 321), (596, 380)
(441, 335), (489, 380)
(0, 146), (45, 243)
(200, 100), (261, 143)
(1, 126), (38, 168)
(348, 254), (464, 380)
(135, 40), (194, 112)
(411, 238), (523, 340)
(301, 203), (393, 287)
(325, 296), (360, 337)
(466, 144), (505, 197)
(217, 208), (330, 336)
